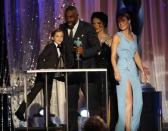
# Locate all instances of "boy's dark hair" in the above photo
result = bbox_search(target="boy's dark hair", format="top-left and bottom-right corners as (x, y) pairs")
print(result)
(91, 12), (108, 28)
(51, 28), (63, 37)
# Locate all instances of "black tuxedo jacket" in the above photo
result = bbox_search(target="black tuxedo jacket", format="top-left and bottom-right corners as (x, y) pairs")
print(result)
(60, 20), (101, 68)
(36, 42), (70, 81)
(37, 42), (60, 69)
(36, 42), (72, 69)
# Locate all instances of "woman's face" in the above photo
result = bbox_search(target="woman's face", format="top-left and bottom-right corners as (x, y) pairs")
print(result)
(118, 16), (130, 31)
(92, 18), (104, 33)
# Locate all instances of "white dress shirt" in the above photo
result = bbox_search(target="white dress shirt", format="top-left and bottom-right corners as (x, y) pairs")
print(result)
(54, 42), (61, 57)
(68, 20), (79, 38)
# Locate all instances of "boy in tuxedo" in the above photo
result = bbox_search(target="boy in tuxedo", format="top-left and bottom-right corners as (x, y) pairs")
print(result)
(15, 28), (66, 126)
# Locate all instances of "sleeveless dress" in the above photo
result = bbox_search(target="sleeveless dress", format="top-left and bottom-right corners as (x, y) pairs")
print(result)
(115, 32), (143, 131)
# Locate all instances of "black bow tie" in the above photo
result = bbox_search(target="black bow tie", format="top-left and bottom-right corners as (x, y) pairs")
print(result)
(57, 45), (61, 48)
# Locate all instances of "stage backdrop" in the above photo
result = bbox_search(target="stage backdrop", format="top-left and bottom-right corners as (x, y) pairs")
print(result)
(3, 0), (168, 125)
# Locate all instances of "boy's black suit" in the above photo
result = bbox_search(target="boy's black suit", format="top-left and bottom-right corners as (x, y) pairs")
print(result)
(15, 42), (68, 121)
(37, 42), (61, 69)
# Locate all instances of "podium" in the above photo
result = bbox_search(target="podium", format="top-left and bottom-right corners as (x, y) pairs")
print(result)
(23, 68), (108, 131)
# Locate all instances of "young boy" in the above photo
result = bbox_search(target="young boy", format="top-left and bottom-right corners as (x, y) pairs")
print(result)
(15, 28), (65, 126)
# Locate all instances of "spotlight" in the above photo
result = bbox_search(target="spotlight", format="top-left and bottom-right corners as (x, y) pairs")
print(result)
(78, 108), (90, 131)
(38, 108), (44, 116)
(79, 108), (90, 117)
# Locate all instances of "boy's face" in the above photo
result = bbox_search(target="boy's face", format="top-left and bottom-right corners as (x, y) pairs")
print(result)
(52, 31), (64, 44)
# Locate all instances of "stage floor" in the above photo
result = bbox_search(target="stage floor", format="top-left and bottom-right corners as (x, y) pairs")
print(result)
(15, 126), (66, 131)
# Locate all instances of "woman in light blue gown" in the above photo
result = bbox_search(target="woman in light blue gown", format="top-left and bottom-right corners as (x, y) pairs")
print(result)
(111, 11), (147, 131)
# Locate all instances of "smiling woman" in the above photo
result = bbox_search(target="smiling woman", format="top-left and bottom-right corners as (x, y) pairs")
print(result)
(117, 13), (131, 32)
(111, 10), (147, 131)
(91, 11), (118, 130)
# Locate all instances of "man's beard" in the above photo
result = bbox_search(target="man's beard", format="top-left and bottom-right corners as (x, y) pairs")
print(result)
(67, 23), (74, 29)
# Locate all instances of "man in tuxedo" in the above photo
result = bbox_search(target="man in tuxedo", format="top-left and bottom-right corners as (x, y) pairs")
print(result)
(15, 28), (69, 126)
(60, 5), (101, 131)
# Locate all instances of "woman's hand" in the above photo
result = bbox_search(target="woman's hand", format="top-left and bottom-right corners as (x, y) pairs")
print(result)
(143, 65), (150, 75)
(140, 71), (148, 83)
(114, 70), (121, 81)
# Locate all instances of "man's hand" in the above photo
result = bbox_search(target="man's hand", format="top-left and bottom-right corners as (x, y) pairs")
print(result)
(73, 46), (84, 55)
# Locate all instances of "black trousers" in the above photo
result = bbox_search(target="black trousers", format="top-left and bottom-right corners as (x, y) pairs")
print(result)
(67, 72), (101, 131)
(17, 73), (54, 118)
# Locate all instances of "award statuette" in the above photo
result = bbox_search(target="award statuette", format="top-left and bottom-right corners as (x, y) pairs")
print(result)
(74, 37), (82, 68)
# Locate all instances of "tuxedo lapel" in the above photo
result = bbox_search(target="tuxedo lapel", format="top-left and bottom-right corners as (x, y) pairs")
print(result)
(63, 29), (69, 38)
(73, 21), (84, 39)
(61, 24), (69, 38)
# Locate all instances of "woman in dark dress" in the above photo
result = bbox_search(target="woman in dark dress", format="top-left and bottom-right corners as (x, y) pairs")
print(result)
(91, 12), (118, 130)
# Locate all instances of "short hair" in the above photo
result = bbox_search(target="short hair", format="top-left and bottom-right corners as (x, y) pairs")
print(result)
(91, 12), (108, 28)
(51, 28), (63, 37)
(65, 5), (78, 14)
(83, 116), (107, 131)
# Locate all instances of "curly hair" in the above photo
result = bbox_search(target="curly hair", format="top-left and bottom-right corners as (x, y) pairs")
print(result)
(91, 12), (108, 28)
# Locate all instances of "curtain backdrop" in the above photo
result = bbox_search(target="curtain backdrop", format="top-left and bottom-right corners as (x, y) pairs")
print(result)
(3, 0), (168, 125)
(141, 0), (168, 123)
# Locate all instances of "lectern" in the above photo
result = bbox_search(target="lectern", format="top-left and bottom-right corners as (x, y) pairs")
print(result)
(24, 68), (108, 131)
